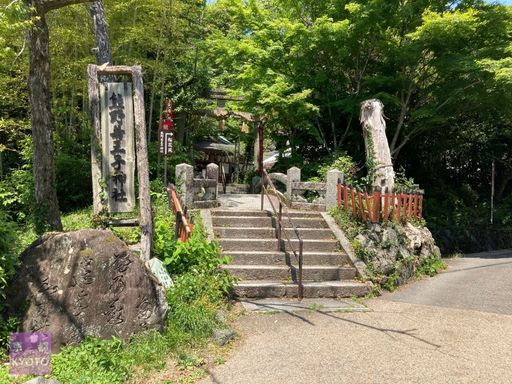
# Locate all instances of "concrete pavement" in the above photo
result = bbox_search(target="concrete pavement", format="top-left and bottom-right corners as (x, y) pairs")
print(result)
(383, 249), (512, 315)
(200, 251), (512, 384)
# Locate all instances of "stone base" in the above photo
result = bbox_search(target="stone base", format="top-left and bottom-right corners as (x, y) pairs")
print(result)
(290, 202), (326, 212)
(193, 200), (221, 209)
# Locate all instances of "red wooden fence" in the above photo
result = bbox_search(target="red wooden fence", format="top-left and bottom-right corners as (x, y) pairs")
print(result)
(167, 184), (193, 241)
(337, 181), (423, 224)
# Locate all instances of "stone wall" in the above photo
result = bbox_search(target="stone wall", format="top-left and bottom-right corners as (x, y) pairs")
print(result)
(353, 222), (441, 288)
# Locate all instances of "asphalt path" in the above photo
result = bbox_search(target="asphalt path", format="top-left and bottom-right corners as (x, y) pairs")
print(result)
(201, 250), (512, 384)
(381, 249), (512, 315)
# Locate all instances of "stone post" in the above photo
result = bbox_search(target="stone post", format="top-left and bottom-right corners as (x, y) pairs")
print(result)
(175, 163), (194, 208)
(326, 169), (343, 210)
(206, 163), (219, 200)
(287, 167), (301, 199)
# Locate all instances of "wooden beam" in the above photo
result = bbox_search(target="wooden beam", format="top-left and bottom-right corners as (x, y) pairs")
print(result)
(87, 64), (104, 215)
(132, 66), (153, 261)
(97, 65), (135, 75)
(108, 218), (140, 227)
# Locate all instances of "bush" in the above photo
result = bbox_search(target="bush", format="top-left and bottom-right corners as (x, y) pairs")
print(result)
(0, 211), (17, 299)
(0, 167), (33, 223)
(0, 210), (19, 357)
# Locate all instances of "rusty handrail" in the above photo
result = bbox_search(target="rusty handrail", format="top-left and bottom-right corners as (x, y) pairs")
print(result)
(261, 169), (304, 300)
(166, 184), (192, 241)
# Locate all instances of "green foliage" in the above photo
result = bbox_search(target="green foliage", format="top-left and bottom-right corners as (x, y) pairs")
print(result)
(55, 152), (92, 212)
(329, 207), (364, 240)
(0, 210), (19, 359)
(167, 271), (227, 339)
(52, 338), (129, 384)
(394, 167), (417, 192)
(0, 210), (17, 298)
(0, 167), (33, 223)
(316, 153), (357, 184)
(416, 257), (447, 277)
(61, 207), (94, 231)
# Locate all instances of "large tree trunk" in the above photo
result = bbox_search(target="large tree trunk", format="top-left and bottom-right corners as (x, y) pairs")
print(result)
(89, 0), (112, 66)
(360, 99), (395, 192)
(27, 2), (62, 232)
(25, 0), (95, 233)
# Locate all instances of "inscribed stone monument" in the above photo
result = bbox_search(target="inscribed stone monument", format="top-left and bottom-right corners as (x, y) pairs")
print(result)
(7, 230), (167, 351)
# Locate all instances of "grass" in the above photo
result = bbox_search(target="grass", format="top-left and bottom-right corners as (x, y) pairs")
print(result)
(2, 195), (236, 384)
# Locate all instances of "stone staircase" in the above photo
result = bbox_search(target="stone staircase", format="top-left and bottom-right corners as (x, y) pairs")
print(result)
(211, 209), (369, 298)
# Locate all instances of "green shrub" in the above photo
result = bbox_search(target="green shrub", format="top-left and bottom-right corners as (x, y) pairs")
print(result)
(415, 257), (447, 277)
(317, 153), (357, 184)
(0, 210), (17, 298)
(0, 210), (19, 355)
(0, 167), (33, 223)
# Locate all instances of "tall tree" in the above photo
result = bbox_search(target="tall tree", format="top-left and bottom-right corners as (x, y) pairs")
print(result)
(24, 0), (92, 232)
(89, 0), (112, 66)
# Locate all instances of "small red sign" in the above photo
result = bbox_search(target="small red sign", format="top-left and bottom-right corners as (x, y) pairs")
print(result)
(162, 118), (173, 131)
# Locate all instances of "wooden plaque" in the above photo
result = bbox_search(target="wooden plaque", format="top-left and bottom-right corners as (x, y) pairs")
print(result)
(100, 82), (136, 213)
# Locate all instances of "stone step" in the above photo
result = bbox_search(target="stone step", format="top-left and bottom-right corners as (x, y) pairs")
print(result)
(226, 251), (287, 265)
(213, 227), (335, 240)
(212, 210), (271, 218)
(233, 280), (370, 298)
(214, 227), (276, 239)
(226, 251), (351, 266)
(281, 217), (328, 229)
(219, 239), (279, 252)
(212, 209), (323, 219)
(223, 265), (356, 282)
(283, 239), (340, 253)
(212, 216), (273, 228)
(219, 238), (339, 253)
(282, 228), (334, 240)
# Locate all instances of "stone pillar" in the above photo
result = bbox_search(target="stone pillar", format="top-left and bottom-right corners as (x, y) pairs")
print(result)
(175, 163), (194, 208)
(287, 167), (301, 199)
(326, 169), (343, 210)
(206, 163), (219, 200)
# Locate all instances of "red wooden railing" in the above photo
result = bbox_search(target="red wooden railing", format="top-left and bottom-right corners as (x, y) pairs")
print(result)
(167, 184), (193, 241)
(337, 180), (423, 224)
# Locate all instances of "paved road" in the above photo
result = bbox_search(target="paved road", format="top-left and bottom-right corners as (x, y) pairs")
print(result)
(201, 251), (512, 384)
(382, 249), (512, 315)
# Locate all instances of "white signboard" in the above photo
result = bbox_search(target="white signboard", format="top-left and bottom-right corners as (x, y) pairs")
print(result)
(146, 258), (174, 289)
(100, 82), (136, 213)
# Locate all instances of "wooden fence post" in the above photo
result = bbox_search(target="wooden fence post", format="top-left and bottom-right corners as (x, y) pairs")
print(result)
(373, 187), (381, 224)
(383, 187), (389, 223)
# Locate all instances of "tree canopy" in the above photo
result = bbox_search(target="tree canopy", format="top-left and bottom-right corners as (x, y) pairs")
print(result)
(0, 0), (511, 230)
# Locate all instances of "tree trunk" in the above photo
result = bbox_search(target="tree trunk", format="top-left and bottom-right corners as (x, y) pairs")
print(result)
(27, 2), (62, 232)
(89, 1), (112, 66)
(360, 99), (395, 192)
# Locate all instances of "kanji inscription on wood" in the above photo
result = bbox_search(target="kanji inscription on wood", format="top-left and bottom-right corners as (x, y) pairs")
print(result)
(100, 82), (136, 213)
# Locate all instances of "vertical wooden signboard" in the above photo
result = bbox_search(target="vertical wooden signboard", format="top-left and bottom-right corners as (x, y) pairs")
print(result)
(100, 82), (136, 213)
(88, 64), (153, 261)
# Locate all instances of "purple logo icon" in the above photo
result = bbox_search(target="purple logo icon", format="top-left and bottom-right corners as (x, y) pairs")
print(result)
(9, 332), (51, 376)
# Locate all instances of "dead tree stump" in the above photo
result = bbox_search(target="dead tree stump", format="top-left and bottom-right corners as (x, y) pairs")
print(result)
(360, 99), (395, 192)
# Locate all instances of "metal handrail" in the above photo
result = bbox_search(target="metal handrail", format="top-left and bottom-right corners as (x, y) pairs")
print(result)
(261, 169), (304, 300)
(166, 184), (192, 241)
